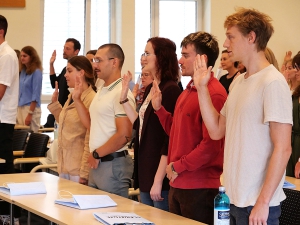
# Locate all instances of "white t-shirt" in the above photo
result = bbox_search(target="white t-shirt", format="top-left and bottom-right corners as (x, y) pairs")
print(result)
(221, 65), (292, 207)
(0, 41), (19, 124)
(89, 78), (135, 152)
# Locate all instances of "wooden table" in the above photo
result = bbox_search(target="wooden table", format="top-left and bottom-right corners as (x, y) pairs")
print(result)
(0, 158), (5, 163)
(285, 176), (300, 191)
(14, 124), (30, 130)
(0, 173), (205, 225)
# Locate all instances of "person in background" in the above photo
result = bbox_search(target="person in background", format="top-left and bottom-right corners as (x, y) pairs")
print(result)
(219, 50), (239, 93)
(16, 46), (43, 132)
(265, 47), (279, 71)
(121, 37), (181, 211)
(44, 38), (81, 128)
(0, 14), (20, 225)
(283, 59), (299, 94)
(48, 56), (96, 184)
(86, 49), (103, 90)
(237, 61), (246, 73)
(287, 53), (300, 178)
(194, 8), (292, 224)
(281, 50), (293, 74)
(151, 31), (227, 224)
(14, 49), (21, 73)
(87, 43), (135, 198)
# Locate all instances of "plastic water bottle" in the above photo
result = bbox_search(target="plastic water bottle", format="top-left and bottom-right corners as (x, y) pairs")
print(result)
(214, 186), (230, 225)
(54, 121), (59, 139)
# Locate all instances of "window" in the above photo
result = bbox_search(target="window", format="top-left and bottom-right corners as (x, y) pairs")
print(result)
(42, 0), (110, 96)
(135, 0), (201, 88)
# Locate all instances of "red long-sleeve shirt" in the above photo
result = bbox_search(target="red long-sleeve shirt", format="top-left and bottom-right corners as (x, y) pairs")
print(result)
(155, 76), (227, 189)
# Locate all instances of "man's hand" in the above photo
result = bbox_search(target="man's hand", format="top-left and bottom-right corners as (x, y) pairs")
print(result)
(51, 81), (59, 103)
(249, 201), (269, 225)
(151, 80), (162, 111)
(121, 71), (132, 101)
(193, 54), (212, 90)
(50, 50), (56, 65)
(25, 114), (32, 126)
(87, 152), (100, 169)
(150, 182), (164, 202)
(166, 163), (178, 183)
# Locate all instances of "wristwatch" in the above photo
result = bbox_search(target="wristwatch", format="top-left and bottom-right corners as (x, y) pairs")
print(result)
(171, 163), (178, 175)
(92, 149), (101, 159)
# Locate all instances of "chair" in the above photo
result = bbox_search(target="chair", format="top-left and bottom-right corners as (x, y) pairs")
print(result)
(12, 129), (30, 151)
(279, 188), (300, 225)
(14, 132), (49, 172)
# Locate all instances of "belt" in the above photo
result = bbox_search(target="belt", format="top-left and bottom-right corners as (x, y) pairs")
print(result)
(100, 150), (128, 162)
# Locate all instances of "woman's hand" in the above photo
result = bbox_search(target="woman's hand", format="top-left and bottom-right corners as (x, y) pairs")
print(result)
(25, 114), (32, 126)
(121, 71), (132, 101)
(73, 74), (84, 101)
(151, 80), (162, 111)
(51, 81), (59, 103)
(150, 182), (164, 202)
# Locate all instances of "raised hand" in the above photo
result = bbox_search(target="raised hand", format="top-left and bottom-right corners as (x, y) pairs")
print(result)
(50, 50), (56, 65)
(132, 83), (139, 98)
(151, 80), (162, 111)
(51, 81), (59, 103)
(121, 71), (132, 101)
(284, 51), (292, 63)
(193, 54), (212, 90)
(72, 74), (84, 101)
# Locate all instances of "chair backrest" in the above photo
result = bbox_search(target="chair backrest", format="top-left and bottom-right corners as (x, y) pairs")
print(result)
(22, 133), (49, 173)
(279, 188), (300, 225)
(12, 130), (30, 150)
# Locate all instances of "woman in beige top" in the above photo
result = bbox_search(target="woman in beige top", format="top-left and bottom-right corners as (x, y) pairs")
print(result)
(48, 56), (96, 184)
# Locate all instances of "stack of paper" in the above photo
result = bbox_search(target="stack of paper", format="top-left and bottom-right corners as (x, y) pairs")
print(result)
(93, 212), (154, 225)
(283, 180), (296, 189)
(0, 182), (47, 196)
(55, 195), (117, 209)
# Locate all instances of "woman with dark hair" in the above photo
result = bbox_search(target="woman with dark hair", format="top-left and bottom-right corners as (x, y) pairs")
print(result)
(121, 37), (181, 211)
(287, 53), (300, 178)
(17, 46), (43, 132)
(48, 56), (96, 184)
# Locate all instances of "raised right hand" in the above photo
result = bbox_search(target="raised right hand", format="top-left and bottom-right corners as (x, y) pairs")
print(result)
(151, 80), (162, 111)
(193, 54), (212, 90)
(50, 50), (56, 65)
(51, 81), (59, 103)
(121, 71), (132, 101)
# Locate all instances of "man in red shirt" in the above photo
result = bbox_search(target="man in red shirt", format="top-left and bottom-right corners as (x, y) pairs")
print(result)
(151, 31), (227, 224)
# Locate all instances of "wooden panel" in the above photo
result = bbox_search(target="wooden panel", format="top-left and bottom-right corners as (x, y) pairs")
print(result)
(0, 0), (25, 7)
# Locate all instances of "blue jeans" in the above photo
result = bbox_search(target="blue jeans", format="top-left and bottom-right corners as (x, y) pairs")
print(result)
(230, 204), (281, 225)
(140, 190), (169, 211)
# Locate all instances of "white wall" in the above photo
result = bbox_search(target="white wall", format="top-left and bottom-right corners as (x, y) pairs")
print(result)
(1, 0), (300, 76)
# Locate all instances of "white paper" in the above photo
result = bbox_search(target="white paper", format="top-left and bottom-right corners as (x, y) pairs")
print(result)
(0, 182), (47, 196)
(55, 195), (117, 210)
(93, 212), (154, 225)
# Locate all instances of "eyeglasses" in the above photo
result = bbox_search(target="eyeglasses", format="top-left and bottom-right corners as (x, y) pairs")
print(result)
(92, 57), (114, 64)
(141, 52), (155, 58)
(294, 63), (300, 72)
(141, 73), (150, 77)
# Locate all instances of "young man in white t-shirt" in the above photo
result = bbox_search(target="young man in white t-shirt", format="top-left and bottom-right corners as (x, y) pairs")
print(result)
(193, 8), (292, 225)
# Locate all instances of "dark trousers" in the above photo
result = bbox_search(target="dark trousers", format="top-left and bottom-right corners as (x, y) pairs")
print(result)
(169, 186), (218, 225)
(230, 204), (281, 225)
(0, 123), (21, 217)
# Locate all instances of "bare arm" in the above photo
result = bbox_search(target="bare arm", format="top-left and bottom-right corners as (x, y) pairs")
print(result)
(87, 116), (132, 168)
(0, 84), (7, 101)
(194, 54), (226, 139)
(249, 122), (292, 225)
(150, 155), (168, 201)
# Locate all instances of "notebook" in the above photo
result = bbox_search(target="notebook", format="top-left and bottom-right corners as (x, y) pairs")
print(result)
(55, 195), (117, 210)
(93, 212), (154, 225)
(0, 182), (47, 196)
(283, 180), (296, 189)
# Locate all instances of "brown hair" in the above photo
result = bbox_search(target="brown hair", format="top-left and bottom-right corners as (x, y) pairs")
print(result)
(21, 46), (42, 74)
(147, 37), (179, 82)
(264, 47), (279, 71)
(224, 8), (274, 52)
(68, 56), (96, 92)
